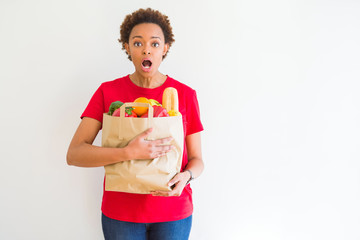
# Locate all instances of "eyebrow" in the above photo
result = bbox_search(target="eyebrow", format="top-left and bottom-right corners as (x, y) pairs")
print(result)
(132, 36), (161, 40)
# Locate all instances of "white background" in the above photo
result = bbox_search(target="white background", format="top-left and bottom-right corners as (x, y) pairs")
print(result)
(1, 0), (359, 239)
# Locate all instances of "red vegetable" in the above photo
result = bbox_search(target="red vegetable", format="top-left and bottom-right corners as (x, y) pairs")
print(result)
(112, 107), (137, 117)
(112, 108), (121, 117)
(125, 107), (137, 117)
(141, 106), (169, 118)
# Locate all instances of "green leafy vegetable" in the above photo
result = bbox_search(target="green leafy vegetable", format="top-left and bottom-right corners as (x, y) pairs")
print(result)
(108, 101), (123, 115)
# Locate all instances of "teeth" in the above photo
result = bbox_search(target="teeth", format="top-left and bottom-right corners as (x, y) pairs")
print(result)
(142, 60), (152, 68)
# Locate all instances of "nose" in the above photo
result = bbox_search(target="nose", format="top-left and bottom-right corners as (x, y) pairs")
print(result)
(143, 47), (150, 55)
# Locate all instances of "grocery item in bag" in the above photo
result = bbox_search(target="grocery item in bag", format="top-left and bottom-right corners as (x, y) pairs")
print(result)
(102, 88), (183, 194)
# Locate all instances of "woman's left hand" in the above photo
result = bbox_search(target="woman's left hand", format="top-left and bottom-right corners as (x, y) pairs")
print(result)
(151, 171), (190, 197)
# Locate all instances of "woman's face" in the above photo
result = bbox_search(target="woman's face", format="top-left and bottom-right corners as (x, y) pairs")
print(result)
(125, 23), (169, 77)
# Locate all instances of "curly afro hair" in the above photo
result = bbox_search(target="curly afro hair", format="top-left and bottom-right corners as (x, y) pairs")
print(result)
(118, 8), (175, 61)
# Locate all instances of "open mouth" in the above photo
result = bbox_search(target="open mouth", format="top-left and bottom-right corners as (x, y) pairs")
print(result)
(142, 59), (152, 69)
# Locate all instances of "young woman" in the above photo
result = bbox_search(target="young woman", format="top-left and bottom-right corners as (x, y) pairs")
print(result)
(67, 8), (204, 240)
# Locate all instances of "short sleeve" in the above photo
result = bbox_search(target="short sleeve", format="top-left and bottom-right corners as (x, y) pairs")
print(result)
(80, 84), (105, 124)
(185, 90), (204, 136)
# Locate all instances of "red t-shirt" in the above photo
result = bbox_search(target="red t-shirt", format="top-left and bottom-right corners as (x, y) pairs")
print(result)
(81, 75), (203, 223)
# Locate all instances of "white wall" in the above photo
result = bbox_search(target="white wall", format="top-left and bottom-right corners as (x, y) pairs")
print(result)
(1, 0), (359, 239)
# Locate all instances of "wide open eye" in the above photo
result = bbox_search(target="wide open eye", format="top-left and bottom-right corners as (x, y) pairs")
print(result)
(134, 42), (142, 47)
(152, 42), (160, 47)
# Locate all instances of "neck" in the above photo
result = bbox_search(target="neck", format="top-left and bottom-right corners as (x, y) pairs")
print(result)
(130, 71), (167, 88)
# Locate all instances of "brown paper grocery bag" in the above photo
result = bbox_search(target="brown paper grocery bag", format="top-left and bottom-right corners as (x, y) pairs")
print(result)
(102, 102), (184, 194)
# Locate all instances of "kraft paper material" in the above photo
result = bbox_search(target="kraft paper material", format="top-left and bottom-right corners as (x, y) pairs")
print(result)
(102, 102), (184, 194)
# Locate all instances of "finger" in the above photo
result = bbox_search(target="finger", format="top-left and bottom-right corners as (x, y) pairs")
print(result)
(154, 137), (173, 145)
(153, 189), (181, 197)
(168, 174), (181, 187)
(160, 150), (169, 156)
(149, 147), (172, 159)
(153, 151), (167, 159)
(155, 145), (173, 153)
(151, 191), (172, 197)
(138, 128), (153, 139)
(169, 183), (184, 196)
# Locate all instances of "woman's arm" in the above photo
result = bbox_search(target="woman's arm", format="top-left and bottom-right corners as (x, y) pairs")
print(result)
(67, 117), (173, 167)
(183, 132), (204, 179)
(151, 132), (204, 196)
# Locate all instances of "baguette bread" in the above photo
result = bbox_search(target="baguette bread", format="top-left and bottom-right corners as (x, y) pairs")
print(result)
(162, 87), (179, 112)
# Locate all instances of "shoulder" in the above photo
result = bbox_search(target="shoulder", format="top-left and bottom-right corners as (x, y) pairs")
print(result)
(166, 76), (196, 96)
(99, 75), (128, 90)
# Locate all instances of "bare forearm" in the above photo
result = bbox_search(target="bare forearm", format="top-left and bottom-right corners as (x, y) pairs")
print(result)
(185, 157), (204, 179)
(67, 143), (130, 168)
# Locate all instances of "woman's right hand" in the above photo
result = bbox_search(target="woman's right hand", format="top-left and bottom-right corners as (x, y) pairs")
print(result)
(125, 128), (174, 160)
(67, 119), (173, 167)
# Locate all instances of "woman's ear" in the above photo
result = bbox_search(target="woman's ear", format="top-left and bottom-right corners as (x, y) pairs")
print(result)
(124, 42), (130, 55)
(163, 43), (169, 56)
